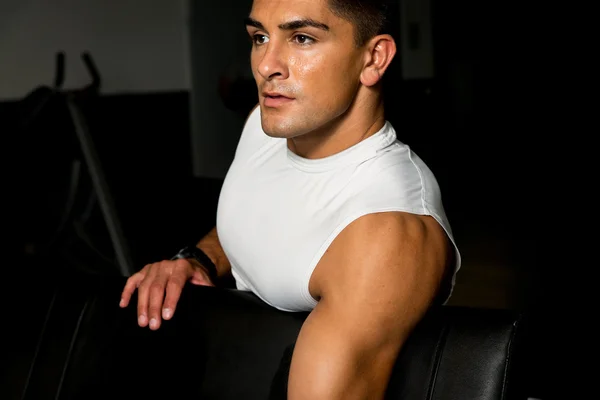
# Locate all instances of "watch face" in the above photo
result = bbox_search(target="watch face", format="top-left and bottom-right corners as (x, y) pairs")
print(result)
(171, 246), (199, 261)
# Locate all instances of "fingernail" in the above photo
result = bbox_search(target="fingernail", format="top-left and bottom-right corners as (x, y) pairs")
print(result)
(163, 308), (172, 320)
(150, 318), (158, 329)
(119, 299), (125, 307)
(138, 315), (147, 326)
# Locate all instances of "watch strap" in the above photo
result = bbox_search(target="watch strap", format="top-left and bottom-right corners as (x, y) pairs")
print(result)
(171, 245), (218, 283)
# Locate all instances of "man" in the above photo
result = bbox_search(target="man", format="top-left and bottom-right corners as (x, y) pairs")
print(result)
(120, 0), (461, 398)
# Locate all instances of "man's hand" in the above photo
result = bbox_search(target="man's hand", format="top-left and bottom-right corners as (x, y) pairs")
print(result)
(119, 258), (215, 330)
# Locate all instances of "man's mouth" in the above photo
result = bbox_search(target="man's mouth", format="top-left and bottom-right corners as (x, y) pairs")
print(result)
(263, 93), (295, 108)
(263, 91), (292, 99)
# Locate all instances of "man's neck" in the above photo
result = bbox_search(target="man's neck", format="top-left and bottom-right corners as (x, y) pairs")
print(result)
(287, 97), (386, 160)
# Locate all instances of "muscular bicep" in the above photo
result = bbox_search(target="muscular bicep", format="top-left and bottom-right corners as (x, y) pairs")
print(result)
(287, 212), (450, 400)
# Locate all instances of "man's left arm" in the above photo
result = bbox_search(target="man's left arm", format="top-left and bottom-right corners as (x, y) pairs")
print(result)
(287, 211), (452, 400)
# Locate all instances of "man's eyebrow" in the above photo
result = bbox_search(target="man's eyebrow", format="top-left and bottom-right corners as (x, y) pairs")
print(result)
(244, 17), (265, 31)
(279, 18), (330, 31)
(244, 17), (330, 32)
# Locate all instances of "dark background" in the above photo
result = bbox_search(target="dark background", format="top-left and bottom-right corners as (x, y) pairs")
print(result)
(2, 0), (547, 398)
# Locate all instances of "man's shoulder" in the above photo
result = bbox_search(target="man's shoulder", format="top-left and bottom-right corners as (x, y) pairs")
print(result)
(310, 211), (449, 299)
(342, 142), (445, 214)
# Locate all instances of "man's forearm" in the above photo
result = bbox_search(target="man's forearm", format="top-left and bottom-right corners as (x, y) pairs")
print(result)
(196, 227), (231, 279)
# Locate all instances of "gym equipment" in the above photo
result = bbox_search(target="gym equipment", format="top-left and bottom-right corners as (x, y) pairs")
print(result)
(2, 271), (529, 399)
(13, 52), (134, 277)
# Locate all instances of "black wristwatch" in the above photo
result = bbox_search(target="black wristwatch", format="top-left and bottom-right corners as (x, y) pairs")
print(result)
(170, 245), (219, 283)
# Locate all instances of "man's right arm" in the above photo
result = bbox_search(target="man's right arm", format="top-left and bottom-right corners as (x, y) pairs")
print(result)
(119, 226), (230, 330)
(120, 103), (259, 330)
(194, 226), (231, 281)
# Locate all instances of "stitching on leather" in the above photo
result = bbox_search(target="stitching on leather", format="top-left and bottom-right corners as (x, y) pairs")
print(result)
(20, 288), (58, 400)
(500, 313), (522, 400)
(54, 295), (92, 400)
(425, 314), (451, 400)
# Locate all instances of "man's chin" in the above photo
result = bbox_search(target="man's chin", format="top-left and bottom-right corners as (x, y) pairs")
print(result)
(262, 127), (293, 139)
(260, 116), (297, 139)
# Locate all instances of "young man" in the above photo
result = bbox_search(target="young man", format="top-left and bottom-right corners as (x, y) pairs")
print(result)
(120, 0), (461, 398)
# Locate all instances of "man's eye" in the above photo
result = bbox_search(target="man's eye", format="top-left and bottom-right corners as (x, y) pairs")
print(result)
(293, 35), (314, 45)
(253, 34), (269, 45)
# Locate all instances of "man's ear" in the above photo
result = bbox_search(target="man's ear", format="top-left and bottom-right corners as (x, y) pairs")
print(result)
(360, 34), (397, 87)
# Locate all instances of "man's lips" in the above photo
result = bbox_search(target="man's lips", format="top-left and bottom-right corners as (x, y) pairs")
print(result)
(263, 92), (295, 108)
(263, 91), (293, 99)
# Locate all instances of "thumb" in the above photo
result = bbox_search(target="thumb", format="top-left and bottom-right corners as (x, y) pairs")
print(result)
(189, 266), (215, 287)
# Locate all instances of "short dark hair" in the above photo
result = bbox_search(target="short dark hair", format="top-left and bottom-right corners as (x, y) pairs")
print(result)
(327, 0), (392, 46)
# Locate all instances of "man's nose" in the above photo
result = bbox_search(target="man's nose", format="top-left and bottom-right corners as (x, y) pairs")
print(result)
(257, 41), (289, 81)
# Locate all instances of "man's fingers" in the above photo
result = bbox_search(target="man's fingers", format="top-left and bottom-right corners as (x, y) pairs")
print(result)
(120, 272), (145, 308)
(162, 276), (187, 320)
(136, 272), (155, 328)
(123, 260), (196, 330)
(147, 273), (169, 330)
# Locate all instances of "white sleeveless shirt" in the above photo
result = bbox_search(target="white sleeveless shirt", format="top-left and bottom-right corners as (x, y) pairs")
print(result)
(216, 107), (461, 312)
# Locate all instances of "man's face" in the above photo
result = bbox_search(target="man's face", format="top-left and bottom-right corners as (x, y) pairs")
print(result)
(246, 0), (365, 139)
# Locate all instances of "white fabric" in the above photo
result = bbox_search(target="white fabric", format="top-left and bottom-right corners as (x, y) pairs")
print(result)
(216, 107), (461, 312)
